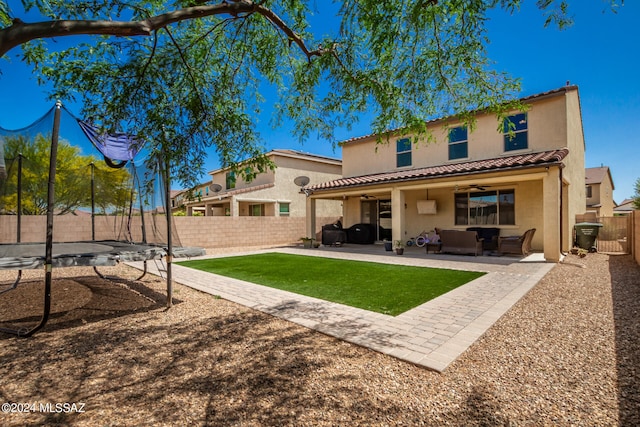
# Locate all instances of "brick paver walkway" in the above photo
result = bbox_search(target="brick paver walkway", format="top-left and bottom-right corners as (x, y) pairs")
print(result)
(135, 246), (554, 372)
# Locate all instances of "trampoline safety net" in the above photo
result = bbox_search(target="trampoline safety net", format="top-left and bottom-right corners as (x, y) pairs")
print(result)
(0, 103), (183, 248)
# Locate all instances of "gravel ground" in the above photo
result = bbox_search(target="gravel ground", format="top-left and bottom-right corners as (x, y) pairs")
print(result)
(0, 252), (638, 426)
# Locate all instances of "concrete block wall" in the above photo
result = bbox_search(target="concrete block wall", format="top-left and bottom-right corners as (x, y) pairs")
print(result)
(1, 215), (340, 249)
(170, 216), (339, 249)
(1, 215), (94, 243)
(634, 210), (639, 265)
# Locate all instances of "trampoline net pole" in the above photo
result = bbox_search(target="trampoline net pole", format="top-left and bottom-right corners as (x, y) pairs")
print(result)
(90, 162), (95, 241)
(16, 154), (22, 243)
(22, 101), (62, 337)
(160, 152), (173, 309)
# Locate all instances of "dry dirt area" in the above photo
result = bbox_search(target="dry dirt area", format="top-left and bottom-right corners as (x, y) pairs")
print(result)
(0, 253), (638, 426)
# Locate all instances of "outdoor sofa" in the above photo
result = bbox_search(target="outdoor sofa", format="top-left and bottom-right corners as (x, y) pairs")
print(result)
(439, 229), (484, 256)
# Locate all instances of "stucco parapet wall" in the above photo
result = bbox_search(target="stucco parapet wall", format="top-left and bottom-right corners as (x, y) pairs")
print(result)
(305, 148), (569, 193)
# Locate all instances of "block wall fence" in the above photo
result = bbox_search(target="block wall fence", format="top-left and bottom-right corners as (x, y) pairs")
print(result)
(0, 215), (340, 249)
(2, 213), (638, 265)
(634, 210), (639, 265)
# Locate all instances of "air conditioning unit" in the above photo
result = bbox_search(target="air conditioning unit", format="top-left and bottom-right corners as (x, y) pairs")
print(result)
(417, 199), (437, 214)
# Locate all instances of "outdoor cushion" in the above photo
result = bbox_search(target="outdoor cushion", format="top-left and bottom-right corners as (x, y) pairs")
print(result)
(466, 227), (500, 251)
(499, 228), (536, 256)
(439, 230), (483, 256)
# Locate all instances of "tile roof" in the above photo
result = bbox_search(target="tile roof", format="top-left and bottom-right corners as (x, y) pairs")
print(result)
(614, 199), (636, 211)
(306, 149), (569, 193)
(185, 183), (276, 205)
(585, 166), (611, 185)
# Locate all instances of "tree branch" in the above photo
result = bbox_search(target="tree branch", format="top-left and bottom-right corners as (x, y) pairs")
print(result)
(0, 1), (322, 59)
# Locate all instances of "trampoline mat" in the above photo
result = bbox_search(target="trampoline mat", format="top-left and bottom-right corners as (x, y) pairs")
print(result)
(0, 241), (205, 270)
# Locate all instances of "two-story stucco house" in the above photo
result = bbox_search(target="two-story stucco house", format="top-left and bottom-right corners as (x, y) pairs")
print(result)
(585, 166), (615, 217)
(304, 86), (586, 262)
(181, 149), (342, 218)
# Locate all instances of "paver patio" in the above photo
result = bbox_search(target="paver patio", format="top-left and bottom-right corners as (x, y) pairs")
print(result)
(133, 245), (555, 372)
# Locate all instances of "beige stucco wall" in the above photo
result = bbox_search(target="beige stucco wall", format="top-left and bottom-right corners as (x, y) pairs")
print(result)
(342, 89), (579, 179)
(586, 180), (615, 217)
(209, 165), (275, 191)
(395, 179), (546, 251)
(562, 89), (586, 252)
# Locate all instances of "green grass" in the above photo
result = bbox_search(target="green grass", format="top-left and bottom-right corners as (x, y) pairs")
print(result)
(178, 253), (485, 316)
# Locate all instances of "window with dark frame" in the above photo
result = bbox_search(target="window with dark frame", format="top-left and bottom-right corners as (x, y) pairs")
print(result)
(448, 126), (468, 160)
(455, 190), (515, 225)
(249, 203), (265, 216)
(225, 171), (236, 190)
(503, 113), (528, 151)
(586, 185), (592, 198)
(279, 202), (290, 216)
(396, 138), (412, 167)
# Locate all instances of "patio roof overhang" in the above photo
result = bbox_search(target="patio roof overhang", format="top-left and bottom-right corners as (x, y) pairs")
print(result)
(183, 182), (276, 207)
(304, 148), (569, 198)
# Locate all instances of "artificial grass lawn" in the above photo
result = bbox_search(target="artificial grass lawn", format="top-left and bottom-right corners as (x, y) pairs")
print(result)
(178, 253), (485, 316)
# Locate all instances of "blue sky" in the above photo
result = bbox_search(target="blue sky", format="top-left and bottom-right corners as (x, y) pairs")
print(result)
(1, 2), (638, 202)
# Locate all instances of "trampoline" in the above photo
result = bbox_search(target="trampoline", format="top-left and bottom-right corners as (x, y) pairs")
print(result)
(1, 102), (206, 337)
(0, 241), (204, 270)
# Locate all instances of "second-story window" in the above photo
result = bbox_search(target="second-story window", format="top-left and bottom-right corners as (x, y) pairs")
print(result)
(503, 113), (528, 152)
(586, 185), (593, 198)
(225, 171), (236, 190)
(448, 126), (468, 160)
(396, 138), (412, 168)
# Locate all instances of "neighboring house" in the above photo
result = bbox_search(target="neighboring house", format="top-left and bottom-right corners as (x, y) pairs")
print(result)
(585, 166), (615, 217)
(304, 85), (587, 262)
(171, 189), (188, 213)
(614, 198), (636, 216)
(180, 149), (342, 218)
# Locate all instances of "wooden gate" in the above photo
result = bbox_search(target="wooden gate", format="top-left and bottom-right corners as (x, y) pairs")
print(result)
(597, 216), (631, 254)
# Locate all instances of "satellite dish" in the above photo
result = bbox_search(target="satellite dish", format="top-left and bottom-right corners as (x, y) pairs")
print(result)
(209, 183), (222, 192)
(293, 176), (310, 187)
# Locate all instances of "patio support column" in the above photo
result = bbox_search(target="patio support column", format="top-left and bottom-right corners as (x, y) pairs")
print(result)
(543, 167), (562, 262)
(186, 205), (193, 216)
(230, 197), (239, 217)
(391, 187), (406, 243)
(306, 196), (317, 241)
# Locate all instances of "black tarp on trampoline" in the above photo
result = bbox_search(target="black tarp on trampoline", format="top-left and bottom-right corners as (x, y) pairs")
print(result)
(0, 241), (205, 270)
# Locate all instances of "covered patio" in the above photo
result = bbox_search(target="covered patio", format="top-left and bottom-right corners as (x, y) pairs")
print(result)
(303, 149), (573, 262)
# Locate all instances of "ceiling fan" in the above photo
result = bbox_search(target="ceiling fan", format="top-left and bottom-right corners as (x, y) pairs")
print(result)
(456, 184), (491, 191)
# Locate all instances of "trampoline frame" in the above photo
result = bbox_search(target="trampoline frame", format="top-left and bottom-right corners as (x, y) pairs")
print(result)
(1, 102), (202, 337)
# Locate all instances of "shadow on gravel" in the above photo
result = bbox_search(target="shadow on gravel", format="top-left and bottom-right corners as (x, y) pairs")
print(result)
(0, 310), (411, 426)
(0, 275), (173, 336)
(609, 255), (640, 426)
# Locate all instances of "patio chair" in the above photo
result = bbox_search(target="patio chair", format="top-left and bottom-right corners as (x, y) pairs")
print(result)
(498, 228), (536, 256)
